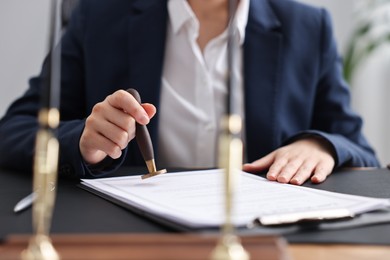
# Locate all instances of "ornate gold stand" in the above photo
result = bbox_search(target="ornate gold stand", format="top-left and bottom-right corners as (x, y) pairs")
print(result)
(210, 115), (250, 260)
(22, 235), (59, 260)
(210, 0), (249, 257)
(21, 114), (61, 260)
(22, 0), (62, 257)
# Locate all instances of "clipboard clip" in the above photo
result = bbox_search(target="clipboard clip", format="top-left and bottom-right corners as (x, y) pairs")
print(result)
(248, 209), (355, 228)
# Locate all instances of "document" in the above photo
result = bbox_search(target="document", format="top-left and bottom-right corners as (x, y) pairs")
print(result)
(80, 169), (390, 229)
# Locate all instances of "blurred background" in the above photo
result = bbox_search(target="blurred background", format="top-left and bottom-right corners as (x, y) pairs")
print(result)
(0, 0), (389, 165)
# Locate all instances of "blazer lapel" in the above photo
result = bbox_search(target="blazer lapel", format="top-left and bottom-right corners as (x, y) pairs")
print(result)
(244, 0), (283, 162)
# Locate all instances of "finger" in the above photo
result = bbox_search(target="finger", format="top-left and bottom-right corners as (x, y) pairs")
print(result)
(266, 156), (288, 181)
(276, 159), (303, 184)
(311, 161), (332, 183)
(95, 118), (133, 150)
(93, 101), (137, 134)
(290, 161), (316, 185)
(85, 107), (133, 150)
(142, 103), (157, 119)
(243, 152), (275, 173)
(90, 133), (123, 160)
(107, 90), (150, 125)
(80, 129), (122, 164)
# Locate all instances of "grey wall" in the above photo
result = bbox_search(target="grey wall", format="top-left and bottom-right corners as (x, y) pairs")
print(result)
(0, 0), (50, 117)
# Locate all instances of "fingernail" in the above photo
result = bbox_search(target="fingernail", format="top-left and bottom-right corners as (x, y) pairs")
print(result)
(113, 148), (122, 159)
(291, 178), (300, 185)
(311, 176), (321, 183)
(277, 176), (288, 183)
(267, 174), (277, 181)
(140, 114), (150, 124)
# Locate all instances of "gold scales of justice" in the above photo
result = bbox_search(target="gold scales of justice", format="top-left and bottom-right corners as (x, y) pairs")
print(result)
(21, 0), (248, 259)
(210, 0), (250, 259)
(21, 0), (62, 258)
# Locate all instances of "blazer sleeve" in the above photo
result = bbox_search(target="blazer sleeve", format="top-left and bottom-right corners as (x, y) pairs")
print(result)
(0, 1), (127, 178)
(286, 8), (380, 168)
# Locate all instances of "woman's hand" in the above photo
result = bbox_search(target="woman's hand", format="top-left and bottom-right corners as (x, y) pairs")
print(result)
(79, 89), (156, 165)
(243, 137), (335, 185)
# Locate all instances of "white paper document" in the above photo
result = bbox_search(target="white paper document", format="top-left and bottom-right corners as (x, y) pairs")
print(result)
(81, 169), (390, 229)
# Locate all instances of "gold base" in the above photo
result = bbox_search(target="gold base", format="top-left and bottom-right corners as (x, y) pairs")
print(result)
(141, 169), (167, 180)
(142, 159), (167, 179)
(211, 234), (250, 260)
(21, 235), (60, 260)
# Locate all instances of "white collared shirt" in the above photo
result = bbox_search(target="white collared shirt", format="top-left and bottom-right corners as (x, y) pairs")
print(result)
(157, 0), (249, 168)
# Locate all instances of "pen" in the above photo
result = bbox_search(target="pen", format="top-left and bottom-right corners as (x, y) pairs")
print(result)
(14, 192), (37, 213)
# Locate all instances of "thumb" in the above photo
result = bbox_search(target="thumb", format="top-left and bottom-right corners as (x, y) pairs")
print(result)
(243, 152), (275, 173)
(141, 103), (157, 119)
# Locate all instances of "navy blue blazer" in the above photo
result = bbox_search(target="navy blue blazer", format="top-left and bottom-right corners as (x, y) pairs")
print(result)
(0, 0), (380, 178)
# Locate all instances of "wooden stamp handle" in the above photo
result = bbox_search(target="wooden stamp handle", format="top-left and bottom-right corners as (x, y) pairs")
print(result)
(126, 88), (154, 161)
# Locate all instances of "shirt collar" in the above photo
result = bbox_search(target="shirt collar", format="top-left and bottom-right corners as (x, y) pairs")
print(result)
(168, 0), (250, 44)
(168, 0), (196, 35)
(235, 0), (250, 44)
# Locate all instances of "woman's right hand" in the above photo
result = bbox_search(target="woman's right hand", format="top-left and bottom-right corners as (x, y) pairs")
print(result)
(79, 89), (156, 165)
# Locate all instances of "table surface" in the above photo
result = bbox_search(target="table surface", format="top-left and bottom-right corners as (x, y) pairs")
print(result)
(289, 244), (390, 260)
(1, 167), (390, 259)
(1, 233), (390, 260)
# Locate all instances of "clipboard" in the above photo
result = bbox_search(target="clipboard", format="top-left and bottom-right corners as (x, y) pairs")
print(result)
(79, 169), (390, 231)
